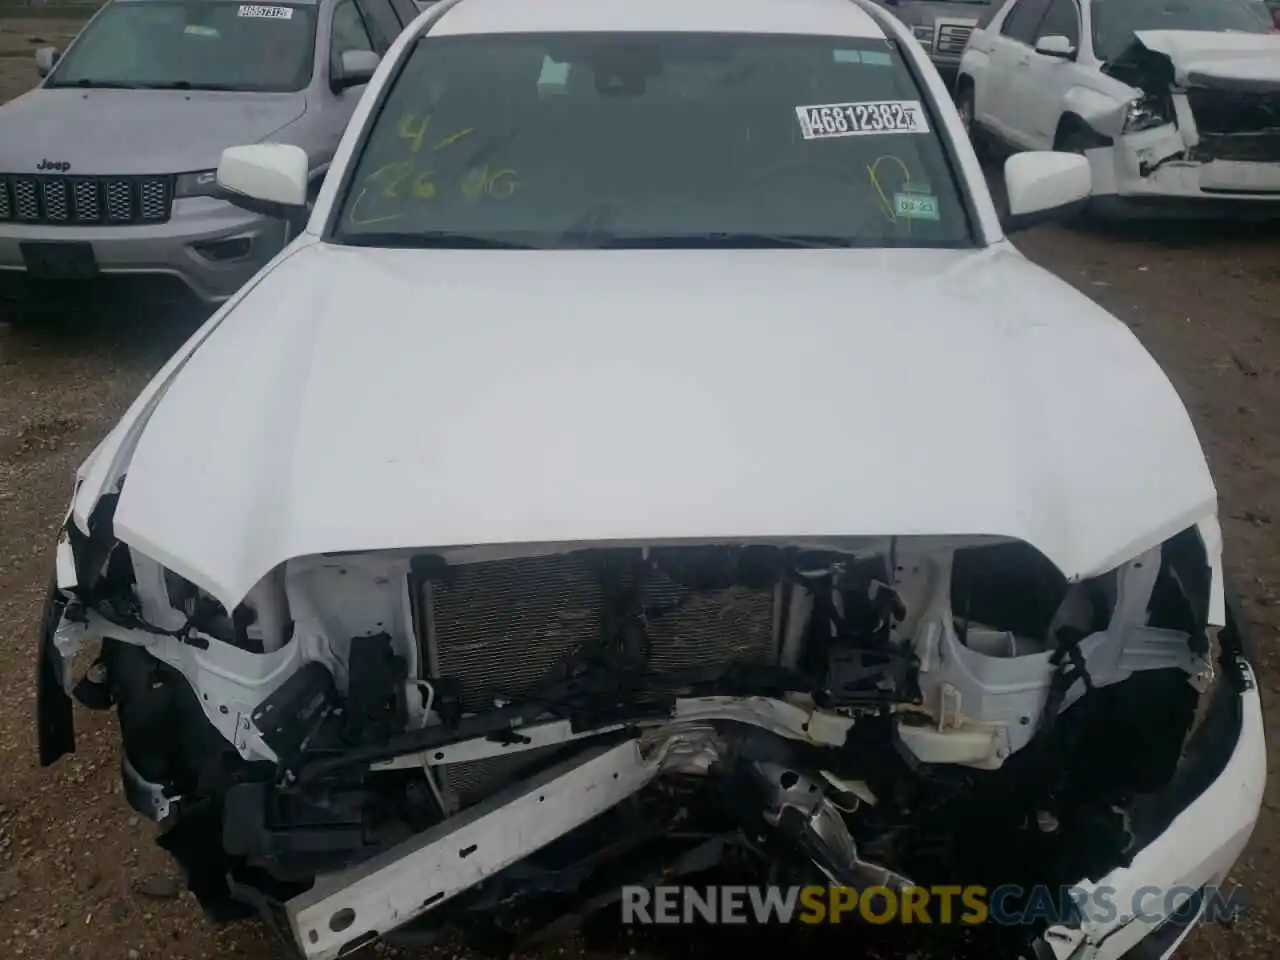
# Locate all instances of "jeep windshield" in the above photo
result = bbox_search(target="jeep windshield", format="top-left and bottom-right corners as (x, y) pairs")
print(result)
(1092, 0), (1270, 63)
(46, 0), (317, 93)
(331, 32), (974, 249)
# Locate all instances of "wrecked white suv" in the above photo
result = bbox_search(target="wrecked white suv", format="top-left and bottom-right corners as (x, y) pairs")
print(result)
(956, 0), (1280, 218)
(37, 0), (1264, 958)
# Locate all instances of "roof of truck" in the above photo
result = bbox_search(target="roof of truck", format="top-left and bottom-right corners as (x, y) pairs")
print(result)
(428, 0), (888, 40)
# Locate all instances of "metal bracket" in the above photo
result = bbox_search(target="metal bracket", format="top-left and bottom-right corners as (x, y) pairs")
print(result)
(287, 739), (661, 960)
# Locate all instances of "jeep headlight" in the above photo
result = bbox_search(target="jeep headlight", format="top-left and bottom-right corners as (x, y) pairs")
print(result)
(912, 24), (935, 48)
(175, 170), (219, 198)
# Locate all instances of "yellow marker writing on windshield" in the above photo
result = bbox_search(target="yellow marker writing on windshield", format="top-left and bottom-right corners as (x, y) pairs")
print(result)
(374, 160), (414, 198)
(460, 165), (520, 201)
(485, 168), (518, 198)
(868, 154), (912, 227)
(410, 170), (436, 199)
(348, 128), (518, 223)
(432, 126), (476, 151)
(396, 112), (476, 154)
(397, 113), (429, 153)
(347, 160), (412, 225)
(346, 187), (405, 225)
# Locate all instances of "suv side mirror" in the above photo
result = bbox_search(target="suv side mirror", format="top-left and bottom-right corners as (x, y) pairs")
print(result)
(1001, 151), (1091, 233)
(1034, 34), (1075, 58)
(332, 49), (380, 92)
(35, 46), (60, 78)
(215, 144), (310, 230)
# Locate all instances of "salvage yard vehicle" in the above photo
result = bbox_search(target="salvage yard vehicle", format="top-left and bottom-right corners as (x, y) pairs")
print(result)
(955, 0), (1280, 217)
(36, 0), (1264, 957)
(0, 0), (420, 306)
(878, 0), (996, 87)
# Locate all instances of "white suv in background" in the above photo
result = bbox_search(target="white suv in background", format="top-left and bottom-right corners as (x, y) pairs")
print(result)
(956, 0), (1280, 218)
(874, 0), (996, 87)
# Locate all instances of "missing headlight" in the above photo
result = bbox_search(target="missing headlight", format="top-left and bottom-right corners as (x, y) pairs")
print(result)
(163, 567), (259, 649)
(1123, 94), (1174, 133)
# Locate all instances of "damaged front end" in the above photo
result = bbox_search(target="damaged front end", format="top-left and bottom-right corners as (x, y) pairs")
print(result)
(1090, 30), (1280, 211)
(37, 507), (1262, 960)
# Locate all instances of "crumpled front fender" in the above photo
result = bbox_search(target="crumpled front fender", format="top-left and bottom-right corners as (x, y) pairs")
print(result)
(1062, 86), (1139, 143)
(35, 578), (75, 766)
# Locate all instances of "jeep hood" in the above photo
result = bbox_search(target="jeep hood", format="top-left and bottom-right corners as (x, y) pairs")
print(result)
(1131, 29), (1280, 92)
(0, 88), (304, 175)
(99, 243), (1216, 613)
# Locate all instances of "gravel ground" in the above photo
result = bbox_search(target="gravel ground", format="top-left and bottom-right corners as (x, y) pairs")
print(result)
(1, 19), (1278, 960)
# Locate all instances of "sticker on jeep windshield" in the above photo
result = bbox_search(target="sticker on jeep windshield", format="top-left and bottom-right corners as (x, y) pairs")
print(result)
(237, 3), (293, 18)
(795, 101), (929, 139)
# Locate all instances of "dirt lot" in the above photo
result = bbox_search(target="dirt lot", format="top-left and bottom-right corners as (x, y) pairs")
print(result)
(0, 18), (1278, 960)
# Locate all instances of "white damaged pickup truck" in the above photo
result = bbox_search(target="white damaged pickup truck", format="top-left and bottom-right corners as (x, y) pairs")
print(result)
(35, 0), (1267, 958)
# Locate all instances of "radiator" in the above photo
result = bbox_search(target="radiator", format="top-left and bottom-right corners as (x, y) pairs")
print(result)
(416, 551), (780, 804)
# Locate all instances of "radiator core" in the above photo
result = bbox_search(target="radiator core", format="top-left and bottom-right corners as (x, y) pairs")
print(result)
(417, 551), (780, 804)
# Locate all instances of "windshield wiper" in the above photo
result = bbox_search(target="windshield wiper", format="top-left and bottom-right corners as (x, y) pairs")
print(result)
(52, 79), (142, 89)
(337, 231), (538, 250)
(134, 81), (243, 90)
(49, 79), (244, 90)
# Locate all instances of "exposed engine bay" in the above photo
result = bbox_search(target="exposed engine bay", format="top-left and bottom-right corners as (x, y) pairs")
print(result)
(1096, 32), (1280, 196)
(39, 517), (1244, 959)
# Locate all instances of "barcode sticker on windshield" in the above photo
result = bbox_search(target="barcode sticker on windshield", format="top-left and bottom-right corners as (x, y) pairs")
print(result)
(795, 101), (929, 139)
(238, 4), (293, 18)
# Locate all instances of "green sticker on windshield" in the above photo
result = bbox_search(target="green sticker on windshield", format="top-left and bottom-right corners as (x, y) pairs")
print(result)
(894, 192), (940, 220)
(184, 24), (219, 37)
(832, 49), (893, 66)
(538, 56), (570, 88)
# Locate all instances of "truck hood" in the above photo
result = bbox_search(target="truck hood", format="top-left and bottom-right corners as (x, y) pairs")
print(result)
(0, 88), (304, 175)
(105, 243), (1217, 612)
(1133, 29), (1280, 92)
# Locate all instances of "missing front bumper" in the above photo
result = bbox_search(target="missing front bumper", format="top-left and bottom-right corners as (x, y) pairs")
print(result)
(281, 657), (1263, 960)
(287, 739), (665, 960)
(35, 560), (1265, 960)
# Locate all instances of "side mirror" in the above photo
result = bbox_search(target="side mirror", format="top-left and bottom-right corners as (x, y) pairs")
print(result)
(1033, 34), (1075, 58)
(1001, 151), (1091, 233)
(332, 49), (380, 92)
(35, 46), (60, 78)
(215, 144), (309, 228)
